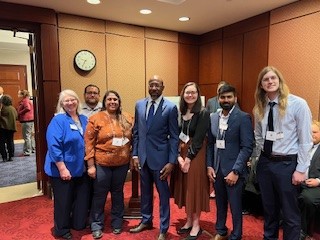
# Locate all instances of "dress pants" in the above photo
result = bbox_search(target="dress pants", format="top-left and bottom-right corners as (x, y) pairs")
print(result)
(90, 163), (129, 231)
(0, 128), (14, 160)
(51, 174), (91, 237)
(140, 162), (170, 233)
(214, 169), (244, 240)
(257, 155), (300, 240)
(21, 122), (35, 155)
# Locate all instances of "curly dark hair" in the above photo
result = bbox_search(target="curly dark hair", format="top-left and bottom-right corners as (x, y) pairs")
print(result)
(1, 95), (13, 106)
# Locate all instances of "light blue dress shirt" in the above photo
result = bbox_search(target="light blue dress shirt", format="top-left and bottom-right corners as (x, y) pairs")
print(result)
(255, 94), (313, 173)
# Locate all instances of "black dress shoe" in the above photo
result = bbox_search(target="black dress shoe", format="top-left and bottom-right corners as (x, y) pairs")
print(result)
(92, 230), (103, 239)
(129, 223), (153, 233)
(184, 229), (202, 240)
(177, 226), (192, 234)
(158, 232), (167, 240)
(61, 232), (72, 240)
(112, 228), (122, 234)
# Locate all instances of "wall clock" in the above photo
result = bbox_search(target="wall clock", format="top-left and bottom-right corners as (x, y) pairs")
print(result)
(74, 50), (96, 72)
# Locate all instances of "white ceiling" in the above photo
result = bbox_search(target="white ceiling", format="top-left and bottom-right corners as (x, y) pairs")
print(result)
(2, 0), (298, 35)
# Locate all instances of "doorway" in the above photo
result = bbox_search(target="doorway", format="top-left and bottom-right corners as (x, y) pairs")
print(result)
(0, 29), (40, 200)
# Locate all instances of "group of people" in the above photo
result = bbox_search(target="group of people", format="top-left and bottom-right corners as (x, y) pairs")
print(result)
(44, 66), (319, 240)
(0, 86), (35, 162)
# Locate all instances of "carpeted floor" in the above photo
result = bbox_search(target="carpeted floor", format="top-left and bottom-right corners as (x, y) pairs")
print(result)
(0, 181), (291, 240)
(0, 143), (36, 187)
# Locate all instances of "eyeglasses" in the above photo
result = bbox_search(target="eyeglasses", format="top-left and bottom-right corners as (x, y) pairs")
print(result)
(185, 91), (198, 95)
(262, 75), (278, 82)
(85, 91), (99, 95)
(63, 98), (77, 104)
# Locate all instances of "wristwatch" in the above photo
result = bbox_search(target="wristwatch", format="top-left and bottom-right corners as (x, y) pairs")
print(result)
(232, 169), (239, 175)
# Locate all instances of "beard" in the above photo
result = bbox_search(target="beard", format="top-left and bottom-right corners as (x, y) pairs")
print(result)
(220, 103), (234, 110)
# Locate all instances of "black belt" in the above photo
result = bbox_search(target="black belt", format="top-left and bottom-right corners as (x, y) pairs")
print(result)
(261, 151), (297, 162)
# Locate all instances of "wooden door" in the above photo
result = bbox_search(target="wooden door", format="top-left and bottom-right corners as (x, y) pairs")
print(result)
(0, 64), (27, 140)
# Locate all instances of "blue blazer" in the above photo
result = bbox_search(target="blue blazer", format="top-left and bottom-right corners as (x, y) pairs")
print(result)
(132, 97), (179, 170)
(44, 113), (88, 177)
(206, 107), (254, 176)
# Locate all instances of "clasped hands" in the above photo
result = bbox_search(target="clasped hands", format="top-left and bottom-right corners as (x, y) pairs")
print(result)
(178, 156), (191, 173)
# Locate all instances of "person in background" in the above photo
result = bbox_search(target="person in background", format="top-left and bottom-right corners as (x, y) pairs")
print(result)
(0, 86), (4, 99)
(299, 120), (320, 240)
(44, 89), (90, 240)
(82, 84), (102, 117)
(254, 66), (313, 240)
(0, 95), (18, 162)
(206, 81), (227, 114)
(171, 82), (210, 240)
(85, 90), (134, 239)
(206, 84), (254, 240)
(17, 90), (35, 156)
(130, 75), (179, 240)
(206, 81), (227, 199)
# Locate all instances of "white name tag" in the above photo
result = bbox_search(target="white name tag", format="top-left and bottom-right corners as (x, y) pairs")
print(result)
(179, 132), (190, 143)
(266, 131), (277, 141)
(70, 124), (78, 130)
(219, 123), (228, 131)
(216, 140), (225, 149)
(276, 132), (284, 140)
(122, 137), (130, 146)
(112, 138), (123, 146)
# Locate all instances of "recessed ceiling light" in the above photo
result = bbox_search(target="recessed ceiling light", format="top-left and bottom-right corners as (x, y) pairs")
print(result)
(87, 0), (101, 4)
(140, 9), (152, 15)
(179, 16), (190, 22)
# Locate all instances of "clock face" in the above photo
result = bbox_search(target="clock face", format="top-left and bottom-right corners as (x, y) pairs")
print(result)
(74, 50), (96, 71)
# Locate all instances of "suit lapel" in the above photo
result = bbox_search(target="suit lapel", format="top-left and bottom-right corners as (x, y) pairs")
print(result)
(310, 145), (320, 176)
(226, 107), (239, 130)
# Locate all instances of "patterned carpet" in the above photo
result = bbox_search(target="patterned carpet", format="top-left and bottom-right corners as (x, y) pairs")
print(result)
(0, 143), (36, 187)
(0, 181), (287, 240)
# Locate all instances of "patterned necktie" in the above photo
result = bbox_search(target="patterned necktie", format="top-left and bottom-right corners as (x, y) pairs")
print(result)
(263, 102), (276, 155)
(146, 101), (155, 128)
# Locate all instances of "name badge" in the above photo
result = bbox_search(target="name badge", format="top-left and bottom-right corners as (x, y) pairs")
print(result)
(219, 123), (228, 131)
(216, 140), (225, 149)
(122, 137), (130, 146)
(70, 124), (78, 130)
(179, 132), (190, 143)
(266, 131), (277, 141)
(276, 132), (284, 140)
(112, 138), (123, 146)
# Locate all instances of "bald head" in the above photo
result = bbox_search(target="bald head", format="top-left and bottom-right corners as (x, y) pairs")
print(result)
(0, 86), (3, 96)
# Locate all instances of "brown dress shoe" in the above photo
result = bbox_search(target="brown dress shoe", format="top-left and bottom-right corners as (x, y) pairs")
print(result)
(129, 223), (153, 233)
(213, 233), (228, 240)
(158, 233), (167, 240)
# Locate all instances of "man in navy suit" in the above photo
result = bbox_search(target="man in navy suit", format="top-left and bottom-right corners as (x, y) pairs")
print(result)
(206, 84), (254, 240)
(299, 120), (320, 240)
(130, 75), (179, 240)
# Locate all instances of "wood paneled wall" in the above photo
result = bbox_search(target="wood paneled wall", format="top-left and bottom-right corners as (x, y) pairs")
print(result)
(196, 13), (269, 114)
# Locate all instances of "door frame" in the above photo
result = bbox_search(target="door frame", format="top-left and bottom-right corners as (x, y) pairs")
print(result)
(0, 2), (61, 196)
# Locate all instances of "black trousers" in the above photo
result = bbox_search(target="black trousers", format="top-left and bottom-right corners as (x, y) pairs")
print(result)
(299, 186), (320, 236)
(257, 154), (300, 240)
(51, 174), (91, 237)
(0, 128), (14, 160)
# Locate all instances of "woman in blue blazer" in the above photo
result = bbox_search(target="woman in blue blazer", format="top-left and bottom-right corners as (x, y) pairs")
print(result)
(44, 89), (90, 240)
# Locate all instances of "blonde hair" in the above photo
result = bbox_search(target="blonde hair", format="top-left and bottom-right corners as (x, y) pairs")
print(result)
(56, 89), (81, 114)
(253, 66), (290, 121)
(313, 120), (320, 130)
(18, 89), (30, 98)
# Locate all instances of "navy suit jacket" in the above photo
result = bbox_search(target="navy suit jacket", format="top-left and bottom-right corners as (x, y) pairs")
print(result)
(132, 97), (179, 170)
(206, 107), (254, 176)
